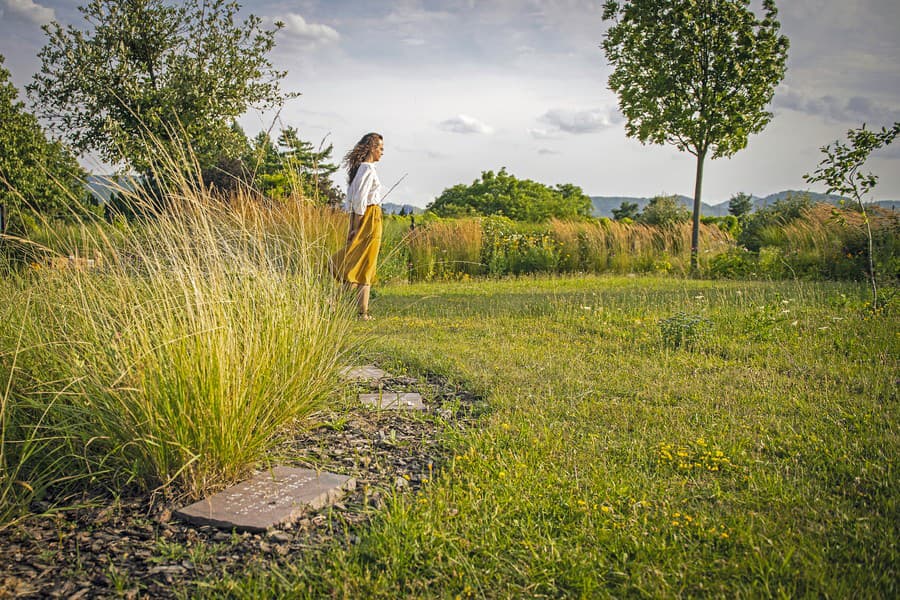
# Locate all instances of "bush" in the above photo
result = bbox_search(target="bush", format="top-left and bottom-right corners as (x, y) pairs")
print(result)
(708, 247), (757, 279)
(702, 214), (740, 237)
(658, 312), (712, 350)
(739, 192), (812, 251)
(737, 204), (900, 281)
(637, 195), (691, 226)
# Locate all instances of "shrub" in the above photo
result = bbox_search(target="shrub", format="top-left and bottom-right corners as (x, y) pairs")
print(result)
(702, 215), (740, 237)
(708, 247), (757, 279)
(739, 192), (812, 251)
(637, 195), (691, 226)
(659, 312), (713, 350)
(743, 204), (899, 281)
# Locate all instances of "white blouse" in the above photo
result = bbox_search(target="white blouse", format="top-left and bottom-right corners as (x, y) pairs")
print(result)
(346, 162), (382, 216)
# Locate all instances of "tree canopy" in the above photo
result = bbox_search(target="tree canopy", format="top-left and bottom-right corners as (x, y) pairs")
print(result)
(612, 201), (640, 221)
(0, 55), (87, 236)
(28, 0), (288, 175)
(728, 192), (754, 220)
(427, 169), (593, 222)
(637, 195), (690, 226)
(247, 128), (344, 206)
(602, 0), (789, 270)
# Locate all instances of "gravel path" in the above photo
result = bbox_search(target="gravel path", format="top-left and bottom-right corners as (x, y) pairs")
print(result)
(0, 372), (483, 598)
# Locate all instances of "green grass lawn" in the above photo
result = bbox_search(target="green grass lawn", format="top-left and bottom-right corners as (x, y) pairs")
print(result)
(212, 275), (897, 598)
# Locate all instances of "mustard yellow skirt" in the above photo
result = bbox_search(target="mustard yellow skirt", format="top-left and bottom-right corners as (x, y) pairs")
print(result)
(331, 205), (383, 285)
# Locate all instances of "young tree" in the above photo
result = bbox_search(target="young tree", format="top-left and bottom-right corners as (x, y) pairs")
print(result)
(728, 192), (754, 221)
(602, 0), (789, 271)
(612, 200), (640, 220)
(637, 195), (690, 226)
(247, 128), (344, 206)
(804, 122), (900, 310)
(278, 128), (343, 206)
(28, 0), (289, 176)
(0, 55), (87, 236)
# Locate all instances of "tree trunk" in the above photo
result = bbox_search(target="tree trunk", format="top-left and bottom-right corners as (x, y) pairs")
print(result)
(857, 200), (879, 310)
(690, 150), (706, 274)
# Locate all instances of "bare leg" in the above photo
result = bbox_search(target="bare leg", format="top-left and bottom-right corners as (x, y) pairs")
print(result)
(357, 284), (371, 318)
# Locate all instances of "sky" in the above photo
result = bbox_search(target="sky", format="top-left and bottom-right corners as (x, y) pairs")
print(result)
(1, 0), (899, 207)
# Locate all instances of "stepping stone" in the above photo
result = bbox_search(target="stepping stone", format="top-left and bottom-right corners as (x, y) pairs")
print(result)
(175, 466), (355, 533)
(339, 365), (390, 382)
(359, 392), (427, 411)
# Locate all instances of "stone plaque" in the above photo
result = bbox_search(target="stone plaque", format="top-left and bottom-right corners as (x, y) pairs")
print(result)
(339, 365), (389, 382)
(359, 392), (426, 410)
(175, 467), (355, 533)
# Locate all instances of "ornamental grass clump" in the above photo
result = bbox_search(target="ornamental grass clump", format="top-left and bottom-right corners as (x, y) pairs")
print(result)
(0, 147), (355, 516)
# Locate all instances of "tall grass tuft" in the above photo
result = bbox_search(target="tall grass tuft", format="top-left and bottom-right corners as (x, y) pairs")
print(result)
(408, 219), (483, 280)
(0, 146), (355, 518)
(759, 204), (899, 281)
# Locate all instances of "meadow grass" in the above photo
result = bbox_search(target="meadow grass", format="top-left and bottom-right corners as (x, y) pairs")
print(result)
(210, 275), (898, 598)
(382, 215), (733, 282)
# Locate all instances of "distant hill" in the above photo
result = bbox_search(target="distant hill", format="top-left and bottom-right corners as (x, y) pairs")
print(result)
(86, 174), (121, 204)
(590, 190), (899, 218)
(85, 177), (427, 215)
(382, 202), (424, 215)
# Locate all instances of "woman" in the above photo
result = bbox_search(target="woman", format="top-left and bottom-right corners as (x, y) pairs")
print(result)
(332, 132), (384, 320)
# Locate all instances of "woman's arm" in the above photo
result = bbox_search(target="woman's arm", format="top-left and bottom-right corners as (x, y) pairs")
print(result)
(347, 212), (362, 242)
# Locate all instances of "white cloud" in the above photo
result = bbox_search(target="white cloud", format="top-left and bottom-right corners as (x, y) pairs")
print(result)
(2, 0), (54, 24)
(528, 128), (562, 140)
(277, 13), (340, 46)
(538, 107), (623, 135)
(774, 88), (900, 125)
(538, 148), (561, 155)
(383, 4), (453, 27)
(438, 114), (494, 135)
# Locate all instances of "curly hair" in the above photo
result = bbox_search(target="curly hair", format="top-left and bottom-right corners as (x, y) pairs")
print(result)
(342, 132), (383, 185)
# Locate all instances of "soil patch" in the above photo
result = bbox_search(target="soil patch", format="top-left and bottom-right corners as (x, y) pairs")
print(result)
(0, 372), (483, 599)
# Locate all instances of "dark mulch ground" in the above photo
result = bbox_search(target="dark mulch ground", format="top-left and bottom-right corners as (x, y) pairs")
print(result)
(0, 372), (483, 599)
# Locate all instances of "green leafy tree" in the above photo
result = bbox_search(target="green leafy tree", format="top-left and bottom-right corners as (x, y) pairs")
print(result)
(428, 169), (592, 222)
(728, 192), (754, 220)
(199, 121), (252, 196)
(612, 200), (640, 220)
(247, 128), (343, 206)
(805, 122), (900, 310)
(637, 194), (690, 226)
(0, 55), (87, 236)
(602, 0), (789, 271)
(28, 0), (288, 176)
